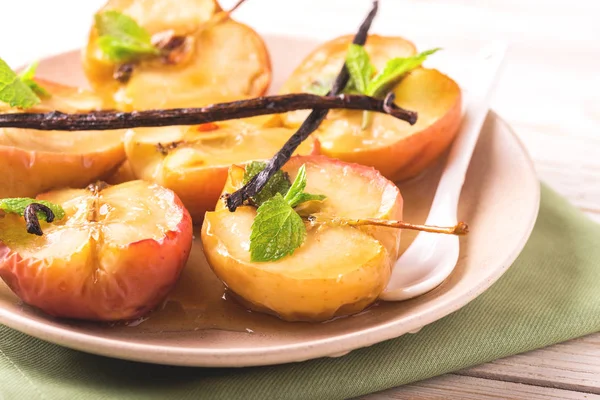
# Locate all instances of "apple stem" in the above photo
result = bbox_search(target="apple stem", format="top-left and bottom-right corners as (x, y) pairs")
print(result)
(186, 0), (248, 38)
(0, 93), (416, 131)
(225, 0), (380, 212)
(305, 216), (469, 236)
(225, 0), (248, 15)
(201, 0), (248, 29)
(24, 203), (55, 236)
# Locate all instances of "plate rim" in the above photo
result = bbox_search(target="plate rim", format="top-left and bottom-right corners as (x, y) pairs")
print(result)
(0, 104), (540, 367)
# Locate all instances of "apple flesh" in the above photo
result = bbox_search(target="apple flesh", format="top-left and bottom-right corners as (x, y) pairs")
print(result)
(0, 180), (193, 321)
(202, 155), (403, 322)
(0, 79), (126, 199)
(83, 0), (271, 110)
(280, 34), (462, 181)
(124, 119), (319, 222)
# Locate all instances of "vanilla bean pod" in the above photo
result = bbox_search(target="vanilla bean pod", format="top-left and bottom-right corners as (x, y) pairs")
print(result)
(225, 0), (380, 211)
(0, 92), (415, 131)
(24, 203), (55, 236)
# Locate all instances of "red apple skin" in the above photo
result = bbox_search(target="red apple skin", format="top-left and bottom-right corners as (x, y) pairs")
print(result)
(0, 186), (193, 321)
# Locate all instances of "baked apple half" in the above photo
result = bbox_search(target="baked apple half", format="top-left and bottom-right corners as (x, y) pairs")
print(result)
(0, 79), (125, 199)
(0, 180), (192, 321)
(280, 34), (462, 181)
(202, 155), (403, 322)
(83, 0), (271, 110)
(124, 120), (319, 222)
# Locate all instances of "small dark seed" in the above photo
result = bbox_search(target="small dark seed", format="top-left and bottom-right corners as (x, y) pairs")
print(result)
(113, 63), (135, 84)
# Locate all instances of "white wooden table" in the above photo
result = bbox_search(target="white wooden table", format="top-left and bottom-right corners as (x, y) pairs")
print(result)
(2, 0), (599, 398)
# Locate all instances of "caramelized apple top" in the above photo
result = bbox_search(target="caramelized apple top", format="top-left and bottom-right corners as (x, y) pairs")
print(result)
(208, 155), (401, 273)
(280, 34), (461, 151)
(207, 207), (386, 278)
(215, 155), (403, 261)
(219, 156), (400, 218)
(0, 181), (184, 258)
(316, 69), (461, 151)
(283, 157), (400, 219)
(83, 0), (271, 110)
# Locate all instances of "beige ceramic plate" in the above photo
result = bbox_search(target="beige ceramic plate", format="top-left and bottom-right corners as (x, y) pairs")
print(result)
(0, 35), (540, 367)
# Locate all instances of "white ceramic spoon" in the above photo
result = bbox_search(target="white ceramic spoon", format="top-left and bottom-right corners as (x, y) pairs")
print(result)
(381, 42), (508, 301)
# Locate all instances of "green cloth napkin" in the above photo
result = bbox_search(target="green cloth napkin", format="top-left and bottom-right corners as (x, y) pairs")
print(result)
(1, 184), (600, 400)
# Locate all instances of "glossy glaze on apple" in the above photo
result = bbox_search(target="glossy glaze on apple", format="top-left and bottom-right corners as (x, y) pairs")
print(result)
(96, 227), (385, 334)
(83, 0), (271, 110)
(0, 181), (192, 321)
(281, 34), (462, 181)
(202, 155), (403, 322)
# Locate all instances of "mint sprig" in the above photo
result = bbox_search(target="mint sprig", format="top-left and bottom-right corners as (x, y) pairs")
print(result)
(0, 198), (65, 222)
(344, 45), (441, 128)
(246, 163), (326, 262)
(95, 11), (160, 63)
(284, 164), (326, 208)
(0, 58), (46, 109)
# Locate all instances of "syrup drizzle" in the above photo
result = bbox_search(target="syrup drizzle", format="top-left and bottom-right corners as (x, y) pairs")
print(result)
(109, 229), (308, 334)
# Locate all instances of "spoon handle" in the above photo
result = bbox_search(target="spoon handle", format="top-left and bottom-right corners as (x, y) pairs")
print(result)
(427, 42), (508, 225)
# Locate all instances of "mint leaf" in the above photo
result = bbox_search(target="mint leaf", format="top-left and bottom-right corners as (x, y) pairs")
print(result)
(289, 192), (326, 207)
(96, 10), (152, 43)
(344, 44), (375, 130)
(345, 44), (373, 94)
(243, 161), (292, 207)
(366, 48), (441, 97)
(284, 164), (326, 208)
(95, 11), (160, 63)
(0, 198), (65, 222)
(18, 61), (50, 98)
(283, 165), (308, 203)
(0, 58), (40, 109)
(246, 163), (325, 261)
(250, 193), (306, 262)
(97, 36), (159, 62)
